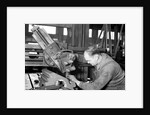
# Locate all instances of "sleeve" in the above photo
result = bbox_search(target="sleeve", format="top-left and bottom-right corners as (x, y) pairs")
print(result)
(78, 63), (115, 90)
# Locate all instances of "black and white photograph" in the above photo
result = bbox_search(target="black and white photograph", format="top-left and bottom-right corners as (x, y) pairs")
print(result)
(25, 24), (125, 90)
(7, 7), (143, 108)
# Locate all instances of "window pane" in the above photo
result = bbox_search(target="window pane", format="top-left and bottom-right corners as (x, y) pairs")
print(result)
(63, 28), (68, 35)
(98, 30), (104, 39)
(28, 24), (56, 34)
(89, 29), (92, 38)
(111, 32), (114, 40)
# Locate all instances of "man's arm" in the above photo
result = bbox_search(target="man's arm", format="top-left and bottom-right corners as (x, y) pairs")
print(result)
(77, 63), (115, 90)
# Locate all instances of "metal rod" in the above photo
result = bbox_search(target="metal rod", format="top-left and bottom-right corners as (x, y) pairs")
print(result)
(35, 29), (49, 46)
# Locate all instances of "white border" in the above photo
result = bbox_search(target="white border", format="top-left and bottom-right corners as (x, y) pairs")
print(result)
(7, 7), (143, 108)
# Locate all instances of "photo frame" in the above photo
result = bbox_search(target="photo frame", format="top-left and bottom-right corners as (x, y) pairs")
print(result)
(2, 1), (147, 111)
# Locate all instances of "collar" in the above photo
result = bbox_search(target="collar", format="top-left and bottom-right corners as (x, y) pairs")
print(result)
(95, 54), (103, 70)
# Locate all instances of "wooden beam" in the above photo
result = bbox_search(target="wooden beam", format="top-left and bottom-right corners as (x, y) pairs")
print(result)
(92, 29), (98, 44)
(98, 24), (105, 48)
(73, 24), (83, 47)
(25, 44), (88, 52)
(82, 25), (85, 47)
(113, 25), (118, 54)
(35, 24), (72, 28)
(25, 34), (60, 43)
(56, 27), (63, 42)
(100, 24), (106, 49)
(25, 59), (91, 67)
(71, 25), (75, 46)
(78, 25), (83, 47)
(66, 28), (71, 46)
(108, 24), (112, 56)
(114, 24), (124, 58)
(95, 25), (104, 44)
(83, 24), (89, 47)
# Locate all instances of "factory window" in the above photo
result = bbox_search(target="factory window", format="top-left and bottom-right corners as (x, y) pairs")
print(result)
(111, 32), (114, 40)
(89, 29), (92, 38)
(63, 28), (68, 36)
(28, 43), (39, 45)
(98, 30), (104, 39)
(118, 32), (122, 40)
(28, 24), (56, 34)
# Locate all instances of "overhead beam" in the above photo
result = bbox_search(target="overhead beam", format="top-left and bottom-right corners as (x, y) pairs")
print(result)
(35, 24), (72, 28)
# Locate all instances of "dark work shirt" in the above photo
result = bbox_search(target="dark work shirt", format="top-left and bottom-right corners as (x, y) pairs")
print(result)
(78, 53), (125, 90)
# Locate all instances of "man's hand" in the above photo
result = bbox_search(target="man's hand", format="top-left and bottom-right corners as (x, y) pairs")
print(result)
(67, 75), (77, 82)
(67, 75), (80, 86)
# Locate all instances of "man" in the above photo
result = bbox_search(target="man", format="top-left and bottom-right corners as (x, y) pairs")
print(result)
(67, 45), (125, 90)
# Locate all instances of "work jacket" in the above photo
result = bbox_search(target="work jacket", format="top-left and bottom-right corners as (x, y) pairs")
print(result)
(78, 53), (125, 90)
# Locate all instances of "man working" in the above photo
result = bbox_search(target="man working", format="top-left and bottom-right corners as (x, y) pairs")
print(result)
(67, 45), (125, 90)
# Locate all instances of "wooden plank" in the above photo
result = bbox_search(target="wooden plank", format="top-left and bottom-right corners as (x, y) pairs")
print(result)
(108, 24), (112, 56)
(113, 25), (118, 54)
(36, 24), (72, 28)
(25, 61), (49, 67)
(26, 33), (90, 51)
(92, 29), (98, 44)
(25, 34), (67, 44)
(25, 44), (41, 49)
(73, 24), (82, 47)
(25, 58), (44, 61)
(73, 25), (79, 47)
(25, 44), (88, 52)
(78, 25), (83, 47)
(66, 28), (71, 46)
(100, 24), (106, 49)
(114, 24), (124, 58)
(56, 27), (64, 42)
(25, 36), (37, 43)
(25, 61), (91, 67)
(83, 24), (89, 47)
(99, 25), (105, 48)
(95, 25), (105, 45)
(71, 25), (75, 46)
(82, 25), (85, 47)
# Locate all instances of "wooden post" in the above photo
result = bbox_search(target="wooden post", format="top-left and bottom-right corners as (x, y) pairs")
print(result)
(74, 24), (83, 47)
(113, 25), (118, 55)
(66, 28), (71, 46)
(56, 27), (63, 42)
(108, 24), (112, 56)
(92, 29), (98, 44)
(114, 24), (124, 58)
(83, 24), (89, 47)
(82, 24), (85, 47)
(105, 24), (108, 50)
(71, 25), (75, 46)
(102, 24), (107, 49)
(99, 24), (106, 48)
(96, 25), (104, 44)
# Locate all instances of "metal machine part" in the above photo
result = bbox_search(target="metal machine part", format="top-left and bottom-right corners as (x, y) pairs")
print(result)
(31, 25), (76, 73)
(39, 69), (76, 90)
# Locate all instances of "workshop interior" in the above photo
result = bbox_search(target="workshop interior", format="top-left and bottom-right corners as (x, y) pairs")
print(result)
(25, 24), (125, 90)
